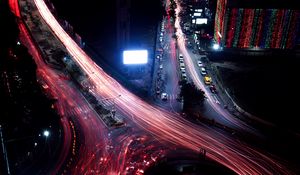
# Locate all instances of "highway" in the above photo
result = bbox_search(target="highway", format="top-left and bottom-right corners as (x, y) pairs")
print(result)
(12, 0), (294, 174)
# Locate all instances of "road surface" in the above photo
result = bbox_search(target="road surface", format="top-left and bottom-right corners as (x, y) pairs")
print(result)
(13, 0), (294, 174)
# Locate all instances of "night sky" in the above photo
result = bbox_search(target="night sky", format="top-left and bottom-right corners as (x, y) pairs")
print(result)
(51, 0), (163, 67)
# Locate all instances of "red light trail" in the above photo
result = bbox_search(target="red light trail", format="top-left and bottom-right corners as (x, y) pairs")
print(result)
(174, 1), (254, 132)
(9, 0), (294, 174)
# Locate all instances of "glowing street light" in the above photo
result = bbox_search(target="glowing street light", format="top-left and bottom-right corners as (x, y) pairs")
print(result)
(43, 130), (50, 137)
(213, 43), (220, 50)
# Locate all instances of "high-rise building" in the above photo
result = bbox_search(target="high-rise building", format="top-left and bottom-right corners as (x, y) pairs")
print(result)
(116, 0), (131, 53)
(214, 0), (300, 49)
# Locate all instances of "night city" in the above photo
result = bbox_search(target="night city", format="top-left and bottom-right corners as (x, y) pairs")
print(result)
(1, 0), (300, 174)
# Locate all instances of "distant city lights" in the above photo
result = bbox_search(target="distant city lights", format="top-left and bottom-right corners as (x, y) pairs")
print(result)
(196, 18), (207, 24)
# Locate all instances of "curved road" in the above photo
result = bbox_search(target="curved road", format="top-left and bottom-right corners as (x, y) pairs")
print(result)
(13, 0), (295, 174)
(173, 0), (256, 133)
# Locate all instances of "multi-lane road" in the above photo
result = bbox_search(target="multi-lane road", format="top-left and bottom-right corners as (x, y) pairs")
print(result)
(173, 0), (256, 133)
(9, 0), (295, 174)
(152, 17), (183, 112)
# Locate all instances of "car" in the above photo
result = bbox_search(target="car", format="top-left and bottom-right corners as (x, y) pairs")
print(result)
(197, 60), (203, 67)
(159, 36), (163, 42)
(209, 84), (217, 93)
(204, 76), (212, 85)
(159, 64), (163, 69)
(181, 69), (186, 73)
(200, 67), (207, 75)
(161, 93), (168, 100)
(180, 63), (185, 70)
(199, 55), (207, 61)
(158, 54), (163, 61)
(179, 54), (184, 59)
(182, 73), (187, 80)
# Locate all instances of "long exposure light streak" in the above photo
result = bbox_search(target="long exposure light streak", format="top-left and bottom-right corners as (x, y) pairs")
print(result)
(174, 1), (252, 132)
(33, 0), (293, 174)
(9, 0), (113, 174)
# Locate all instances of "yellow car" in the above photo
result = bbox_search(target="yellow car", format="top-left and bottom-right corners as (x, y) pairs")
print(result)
(204, 76), (212, 85)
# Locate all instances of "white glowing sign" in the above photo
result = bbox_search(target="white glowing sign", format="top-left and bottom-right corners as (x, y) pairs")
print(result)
(194, 12), (201, 17)
(196, 18), (208, 24)
(123, 50), (148, 64)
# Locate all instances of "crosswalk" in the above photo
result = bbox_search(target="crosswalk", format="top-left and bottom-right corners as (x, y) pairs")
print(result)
(168, 94), (177, 100)
(100, 100), (115, 108)
(73, 100), (115, 114)
(164, 94), (178, 101)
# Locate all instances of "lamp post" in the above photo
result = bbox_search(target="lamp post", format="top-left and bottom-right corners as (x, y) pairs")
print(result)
(43, 130), (50, 138)
(0, 127), (51, 175)
(0, 125), (11, 175)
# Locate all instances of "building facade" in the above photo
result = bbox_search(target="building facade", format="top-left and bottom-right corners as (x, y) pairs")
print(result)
(214, 0), (300, 49)
(116, 0), (131, 52)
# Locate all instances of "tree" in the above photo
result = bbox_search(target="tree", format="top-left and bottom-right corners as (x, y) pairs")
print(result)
(180, 82), (205, 111)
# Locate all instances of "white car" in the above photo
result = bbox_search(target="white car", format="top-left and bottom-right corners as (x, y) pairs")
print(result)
(179, 54), (184, 60)
(197, 60), (203, 67)
(200, 67), (207, 75)
(179, 62), (185, 70)
(161, 93), (168, 100)
(182, 73), (187, 80)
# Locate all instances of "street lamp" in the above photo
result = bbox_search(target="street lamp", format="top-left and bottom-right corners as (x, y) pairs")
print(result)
(0, 125), (11, 175)
(43, 130), (50, 138)
(213, 43), (220, 50)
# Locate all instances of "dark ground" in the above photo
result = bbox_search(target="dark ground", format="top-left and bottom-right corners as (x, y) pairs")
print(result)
(0, 2), (62, 174)
(215, 55), (300, 132)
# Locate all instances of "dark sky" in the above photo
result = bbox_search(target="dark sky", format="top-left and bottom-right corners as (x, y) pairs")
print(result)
(51, 0), (163, 65)
(51, 0), (117, 54)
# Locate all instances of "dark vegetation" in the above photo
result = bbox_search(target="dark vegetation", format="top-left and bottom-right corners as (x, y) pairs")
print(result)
(180, 81), (205, 111)
(0, 2), (62, 174)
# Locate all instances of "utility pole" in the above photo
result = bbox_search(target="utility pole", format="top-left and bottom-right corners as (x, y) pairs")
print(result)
(0, 125), (11, 175)
(199, 147), (206, 159)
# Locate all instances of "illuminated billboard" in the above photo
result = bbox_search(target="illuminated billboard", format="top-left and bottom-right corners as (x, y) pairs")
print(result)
(123, 50), (148, 64)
